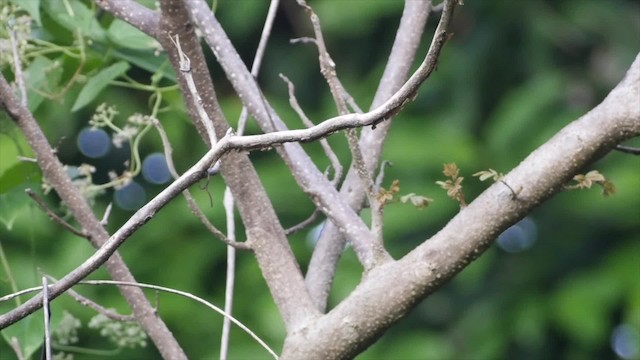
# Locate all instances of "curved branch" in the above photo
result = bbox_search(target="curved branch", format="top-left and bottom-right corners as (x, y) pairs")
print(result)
(0, 76), (187, 358)
(183, 0), (385, 271)
(281, 53), (640, 360)
(306, 0), (446, 310)
(95, 0), (160, 38)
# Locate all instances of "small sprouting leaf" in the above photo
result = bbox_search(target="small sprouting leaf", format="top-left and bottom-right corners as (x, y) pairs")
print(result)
(600, 180), (616, 197)
(473, 169), (503, 182)
(436, 166), (466, 207)
(377, 179), (400, 204)
(72, 62), (130, 112)
(389, 179), (400, 193)
(566, 170), (615, 197)
(442, 163), (459, 178)
(400, 193), (433, 209)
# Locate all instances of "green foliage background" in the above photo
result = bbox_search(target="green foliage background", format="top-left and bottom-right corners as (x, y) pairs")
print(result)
(1, 0), (639, 359)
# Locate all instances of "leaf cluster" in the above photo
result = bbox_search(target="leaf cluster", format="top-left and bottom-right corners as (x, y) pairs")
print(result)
(436, 163), (466, 207)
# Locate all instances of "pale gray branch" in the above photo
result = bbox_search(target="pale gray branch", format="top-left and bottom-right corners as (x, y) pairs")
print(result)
(0, 73), (187, 359)
(183, 0), (387, 271)
(306, 0), (445, 311)
(94, 0), (160, 38)
(281, 52), (640, 360)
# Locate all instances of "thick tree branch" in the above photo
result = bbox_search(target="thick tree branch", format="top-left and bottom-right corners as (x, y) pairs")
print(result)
(157, 0), (318, 331)
(1, 40), (477, 329)
(281, 53), (640, 360)
(183, 0), (389, 271)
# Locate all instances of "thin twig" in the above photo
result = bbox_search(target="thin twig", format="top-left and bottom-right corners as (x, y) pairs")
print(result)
(279, 74), (343, 186)
(285, 209), (320, 235)
(0, 281), (279, 360)
(295, 0), (382, 240)
(46, 275), (135, 321)
(150, 117), (248, 249)
(100, 203), (113, 226)
(237, 0), (280, 135)
(220, 188), (237, 360)
(375, 161), (392, 189)
(25, 189), (87, 238)
(615, 144), (640, 155)
(9, 337), (25, 360)
(42, 277), (52, 360)
(221, 2), (279, 355)
(171, 35), (218, 147)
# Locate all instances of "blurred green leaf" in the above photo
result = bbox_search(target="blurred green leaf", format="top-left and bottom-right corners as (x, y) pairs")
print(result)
(485, 71), (565, 160)
(107, 19), (157, 50)
(0, 313), (45, 359)
(0, 163), (41, 195)
(0, 183), (36, 230)
(552, 270), (620, 347)
(71, 61), (130, 111)
(9, 0), (41, 24)
(42, 0), (106, 42)
(24, 56), (63, 112)
(112, 50), (175, 82)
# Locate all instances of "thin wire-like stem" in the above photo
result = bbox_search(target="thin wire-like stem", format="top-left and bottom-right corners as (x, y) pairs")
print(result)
(42, 277), (51, 360)
(279, 74), (343, 187)
(9, 337), (25, 360)
(615, 144), (640, 155)
(220, 188), (236, 360)
(285, 209), (320, 236)
(150, 117), (248, 249)
(237, 0), (280, 135)
(45, 275), (135, 321)
(221, 2), (279, 357)
(26, 189), (86, 238)
(0, 281), (279, 359)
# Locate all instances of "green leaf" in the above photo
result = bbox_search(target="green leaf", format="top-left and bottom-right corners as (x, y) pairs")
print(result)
(112, 50), (176, 82)
(9, 0), (41, 25)
(0, 310), (45, 359)
(42, 0), (106, 42)
(0, 163), (41, 195)
(71, 61), (130, 112)
(24, 56), (63, 112)
(0, 183), (35, 230)
(107, 19), (158, 50)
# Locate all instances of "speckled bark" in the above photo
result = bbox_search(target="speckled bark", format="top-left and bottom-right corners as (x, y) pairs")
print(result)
(157, 0), (319, 330)
(280, 54), (640, 359)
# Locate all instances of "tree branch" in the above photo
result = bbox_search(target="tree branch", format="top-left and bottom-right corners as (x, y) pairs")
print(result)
(306, 0), (445, 311)
(157, 0), (318, 331)
(94, 0), (160, 38)
(281, 53), (640, 360)
(0, 75), (187, 359)
(183, 0), (388, 271)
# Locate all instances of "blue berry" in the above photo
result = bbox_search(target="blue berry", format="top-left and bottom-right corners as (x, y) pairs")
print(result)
(77, 128), (111, 158)
(142, 153), (171, 185)
(114, 181), (146, 210)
